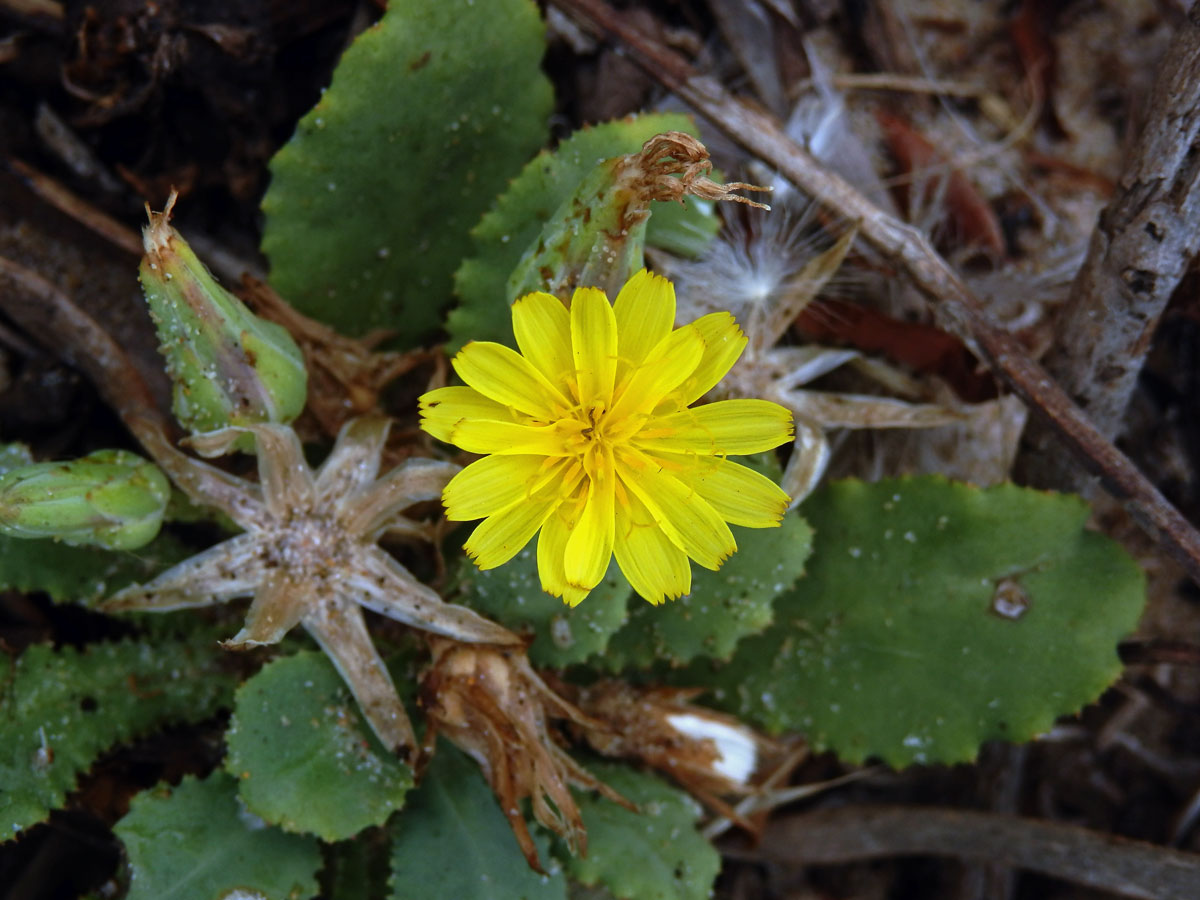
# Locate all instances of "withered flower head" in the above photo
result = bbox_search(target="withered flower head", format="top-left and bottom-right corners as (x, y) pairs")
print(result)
(420, 638), (630, 871)
(571, 681), (777, 818)
(632, 132), (771, 209)
(104, 416), (519, 759)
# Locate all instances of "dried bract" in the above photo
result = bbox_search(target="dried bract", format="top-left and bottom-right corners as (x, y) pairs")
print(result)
(571, 680), (776, 816)
(508, 131), (771, 303)
(420, 638), (629, 870)
(104, 416), (519, 758)
(634, 131), (771, 209)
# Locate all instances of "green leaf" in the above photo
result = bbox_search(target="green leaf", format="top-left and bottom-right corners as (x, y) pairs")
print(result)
(262, 0), (553, 342)
(453, 547), (631, 668)
(679, 477), (1147, 766)
(225, 651), (413, 841)
(448, 114), (717, 350)
(1, 639), (236, 840)
(603, 513), (812, 669)
(115, 772), (320, 900)
(0, 531), (191, 605)
(550, 763), (719, 900)
(388, 741), (567, 900)
(324, 835), (387, 900)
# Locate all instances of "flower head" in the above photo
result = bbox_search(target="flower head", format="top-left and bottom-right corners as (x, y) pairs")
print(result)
(420, 270), (793, 606)
(103, 416), (520, 759)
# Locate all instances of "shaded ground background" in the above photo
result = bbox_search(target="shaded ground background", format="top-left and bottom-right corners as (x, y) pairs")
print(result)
(2, 1), (1200, 898)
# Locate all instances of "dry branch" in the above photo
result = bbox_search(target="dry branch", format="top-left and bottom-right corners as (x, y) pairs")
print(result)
(0, 255), (171, 452)
(549, 0), (1200, 586)
(736, 805), (1200, 900)
(1022, 3), (1200, 488)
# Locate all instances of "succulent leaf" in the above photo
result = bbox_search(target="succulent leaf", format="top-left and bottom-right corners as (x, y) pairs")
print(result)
(0, 530), (191, 605)
(602, 512), (812, 669)
(453, 548), (631, 668)
(548, 763), (720, 900)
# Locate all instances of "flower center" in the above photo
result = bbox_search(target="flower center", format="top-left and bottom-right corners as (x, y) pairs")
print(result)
(270, 512), (351, 578)
(551, 398), (631, 484)
(579, 401), (607, 442)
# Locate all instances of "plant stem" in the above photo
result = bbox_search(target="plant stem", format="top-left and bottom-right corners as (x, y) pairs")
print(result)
(730, 804), (1200, 900)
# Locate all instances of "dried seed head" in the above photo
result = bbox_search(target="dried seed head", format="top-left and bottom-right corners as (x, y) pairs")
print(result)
(420, 639), (629, 871)
(507, 131), (771, 304)
(103, 416), (515, 762)
(634, 131), (771, 209)
(571, 681), (776, 800)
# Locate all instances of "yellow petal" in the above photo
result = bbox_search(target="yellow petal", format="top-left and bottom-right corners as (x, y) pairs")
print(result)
(449, 419), (570, 456)
(663, 312), (747, 409)
(613, 269), (675, 371)
(419, 386), (514, 443)
(453, 341), (569, 418)
(538, 498), (589, 606)
(613, 488), (690, 605)
(617, 449), (736, 570)
(636, 399), (793, 456)
(571, 286), (618, 404)
(609, 323), (705, 422)
(564, 471), (615, 593)
(560, 584), (590, 607)
(442, 455), (549, 521)
(658, 454), (790, 527)
(513, 292), (573, 385)
(465, 493), (559, 570)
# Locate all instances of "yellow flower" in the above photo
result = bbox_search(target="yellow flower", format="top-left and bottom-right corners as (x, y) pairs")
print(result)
(420, 270), (794, 606)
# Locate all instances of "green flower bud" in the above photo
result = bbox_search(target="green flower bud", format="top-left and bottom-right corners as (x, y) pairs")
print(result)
(0, 449), (170, 550)
(140, 193), (307, 443)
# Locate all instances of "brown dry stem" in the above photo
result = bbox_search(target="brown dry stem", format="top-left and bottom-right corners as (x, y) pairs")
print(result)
(735, 805), (1200, 900)
(1021, 2), (1200, 490)
(4, 156), (142, 257)
(0, 253), (169, 448)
